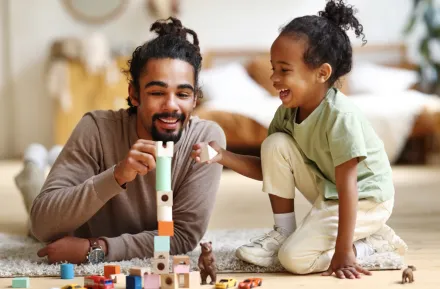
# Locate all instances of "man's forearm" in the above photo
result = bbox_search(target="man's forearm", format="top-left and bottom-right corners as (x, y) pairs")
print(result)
(219, 150), (262, 181)
(101, 227), (198, 262)
(30, 167), (124, 242)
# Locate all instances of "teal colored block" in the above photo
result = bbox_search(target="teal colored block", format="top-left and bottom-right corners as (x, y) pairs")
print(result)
(154, 236), (170, 252)
(12, 277), (29, 288)
(156, 156), (172, 191)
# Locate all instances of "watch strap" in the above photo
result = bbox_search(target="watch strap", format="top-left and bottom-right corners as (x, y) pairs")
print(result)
(89, 238), (101, 250)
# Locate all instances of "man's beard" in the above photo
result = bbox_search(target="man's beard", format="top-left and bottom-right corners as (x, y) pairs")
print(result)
(151, 112), (186, 143)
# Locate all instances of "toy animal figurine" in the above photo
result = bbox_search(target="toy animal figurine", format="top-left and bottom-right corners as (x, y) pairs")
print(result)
(198, 241), (217, 285)
(402, 265), (416, 284)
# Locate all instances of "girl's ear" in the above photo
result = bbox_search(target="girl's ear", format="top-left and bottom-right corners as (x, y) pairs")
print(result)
(128, 83), (140, 106)
(317, 63), (332, 84)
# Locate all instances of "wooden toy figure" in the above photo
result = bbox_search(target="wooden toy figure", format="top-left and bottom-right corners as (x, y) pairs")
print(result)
(198, 241), (217, 285)
(402, 265), (416, 283)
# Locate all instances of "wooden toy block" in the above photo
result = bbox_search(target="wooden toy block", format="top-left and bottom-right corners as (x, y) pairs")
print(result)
(12, 277), (29, 288)
(154, 236), (170, 252)
(157, 205), (172, 221)
(156, 157), (172, 191)
(152, 254), (170, 274)
(156, 141), (174, 157)
(129, 266), (149, 277)
(144, 273), (160, 289)
(200, 143), (218, 162)
(160, 273), (178, 289)
(175, 273), (190, 289)
(110, 273), (126, 284)
(158, 221), (174, 236)
(154, 250), (170, 259)
(173, 255), (190, 266)
(60, 263), (74, 279)
(173, 255), (190, 274)
(157, 191), (173, 206)
(126, 275), (142, 289)
(104, 264), (121, 279)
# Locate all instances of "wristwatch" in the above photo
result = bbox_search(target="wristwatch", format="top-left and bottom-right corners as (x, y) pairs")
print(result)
(86, 238), (106, 264)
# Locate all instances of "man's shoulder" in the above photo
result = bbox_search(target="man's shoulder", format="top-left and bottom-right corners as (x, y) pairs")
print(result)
(186, 116), (226, 146)
(86, 109), (130, 123)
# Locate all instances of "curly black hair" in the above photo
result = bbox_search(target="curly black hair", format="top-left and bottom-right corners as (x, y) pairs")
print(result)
(124, 17), (203, 115)
(280, 0), (367, 87)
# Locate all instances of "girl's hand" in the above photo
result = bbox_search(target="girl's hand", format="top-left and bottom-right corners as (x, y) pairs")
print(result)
(191, 141), (223, 164)
(322, 248), (371, 279)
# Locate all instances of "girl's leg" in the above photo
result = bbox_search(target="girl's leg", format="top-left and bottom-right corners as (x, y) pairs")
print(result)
(278, 195), (407, 275)
(236, 132), (320, 267)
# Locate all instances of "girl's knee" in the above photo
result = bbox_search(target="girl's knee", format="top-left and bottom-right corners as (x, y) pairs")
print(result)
(261, 133), (294, 156)
(278, 244), (318, 275)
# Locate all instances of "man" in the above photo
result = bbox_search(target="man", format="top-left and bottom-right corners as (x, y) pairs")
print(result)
(23, 17), (226, 264)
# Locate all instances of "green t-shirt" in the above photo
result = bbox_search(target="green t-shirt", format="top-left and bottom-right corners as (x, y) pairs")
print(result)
(268, 87), (394, 202)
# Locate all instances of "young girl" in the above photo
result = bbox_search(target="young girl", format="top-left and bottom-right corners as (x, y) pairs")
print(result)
(192, 0), (408, 279)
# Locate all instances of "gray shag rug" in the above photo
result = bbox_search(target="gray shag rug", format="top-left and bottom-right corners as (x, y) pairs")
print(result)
(0, 228), (405, 277)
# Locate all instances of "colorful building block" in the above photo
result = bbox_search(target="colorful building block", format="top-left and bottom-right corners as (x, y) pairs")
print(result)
(156, 141), (174, 157)
(173, 256), (190, 273)
(110, 274), (126, 284)
(60, 263), (74, 279)
(200, 143), (218, 163)
(157, 205), (172, 221)
(104, 264), (121, 279)
(144, 273), (160, 289)
(129, 266), (149, 277)
(156, 157), (172, 191)
(154, 236), (170, 252)
(160, 273), (178, 289)
(158, 221), (174, 236)
(157, 191), (173, 206)
(126, 275), (142, 289)
(175, 273), (190, 289)
(152, 256), (170, 274)
(12, 277), (29, 288)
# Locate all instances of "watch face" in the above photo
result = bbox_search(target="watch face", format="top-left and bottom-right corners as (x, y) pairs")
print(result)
(89, 249), (105, 264)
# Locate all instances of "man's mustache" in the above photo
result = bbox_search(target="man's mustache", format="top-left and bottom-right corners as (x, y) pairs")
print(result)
(152, 112), (185, 123)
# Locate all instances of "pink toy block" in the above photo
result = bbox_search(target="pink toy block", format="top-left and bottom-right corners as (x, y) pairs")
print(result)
(144, 273), (160, 289)
(173, 264), (190, 274)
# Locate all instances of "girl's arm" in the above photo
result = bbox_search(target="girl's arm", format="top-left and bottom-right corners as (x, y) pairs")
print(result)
(191, 142), (262, 181)
(219, 149), (262, 181)
(334, 157), (359, 253)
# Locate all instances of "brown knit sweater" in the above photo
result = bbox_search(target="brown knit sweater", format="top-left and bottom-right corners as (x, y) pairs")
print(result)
(30, 109), (226, 262)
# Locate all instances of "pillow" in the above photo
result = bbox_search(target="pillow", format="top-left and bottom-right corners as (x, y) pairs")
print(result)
(199, 62), (270, 102)
(348, 62), (418, 95)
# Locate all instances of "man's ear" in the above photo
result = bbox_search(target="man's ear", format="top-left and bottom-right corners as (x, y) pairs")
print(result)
(316, 63), (332, 84)
(128, 83), (140, 106)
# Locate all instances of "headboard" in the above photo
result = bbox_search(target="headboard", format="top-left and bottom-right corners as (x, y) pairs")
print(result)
(200, 42), (416, 95)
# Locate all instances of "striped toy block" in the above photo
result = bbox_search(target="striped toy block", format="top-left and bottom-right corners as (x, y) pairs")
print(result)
(158, 221), (174, 236)
(154, 236), (170, 252)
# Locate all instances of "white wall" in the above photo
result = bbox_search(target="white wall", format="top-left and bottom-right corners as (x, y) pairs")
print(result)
(0, 0), (414, 158)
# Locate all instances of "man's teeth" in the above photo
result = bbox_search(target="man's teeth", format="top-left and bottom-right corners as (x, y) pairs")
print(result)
(278, 89), (290, 93)
(159, 118), (178, 123)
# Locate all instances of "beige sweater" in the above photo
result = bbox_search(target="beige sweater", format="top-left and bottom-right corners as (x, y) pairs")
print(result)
(30, 109), (226, 262)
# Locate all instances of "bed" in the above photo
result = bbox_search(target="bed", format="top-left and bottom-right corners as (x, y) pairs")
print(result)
(193, 43), (440, 164)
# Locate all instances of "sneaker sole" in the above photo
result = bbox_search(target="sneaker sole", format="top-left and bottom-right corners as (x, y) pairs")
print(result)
(235, 248), (276, 267)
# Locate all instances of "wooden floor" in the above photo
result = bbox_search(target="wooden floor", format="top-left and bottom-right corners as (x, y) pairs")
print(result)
(0, 160), (439, 288)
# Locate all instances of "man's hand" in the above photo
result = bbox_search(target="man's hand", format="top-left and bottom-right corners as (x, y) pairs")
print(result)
(191, 141), (223, 164)
(322, 248), (371, 279)
(37, 236), (90, 264)
(114, 139), (156, 186)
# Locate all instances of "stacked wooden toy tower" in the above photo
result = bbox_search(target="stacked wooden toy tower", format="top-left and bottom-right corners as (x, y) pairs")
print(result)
(145, 141), (191, 289)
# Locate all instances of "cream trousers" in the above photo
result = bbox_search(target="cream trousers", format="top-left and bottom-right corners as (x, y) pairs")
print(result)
(261, 132), (394, 275)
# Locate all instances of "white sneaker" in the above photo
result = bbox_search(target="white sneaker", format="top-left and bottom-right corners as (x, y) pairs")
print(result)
(235, 226), (288, 267)
(364, 224), (408, 255)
